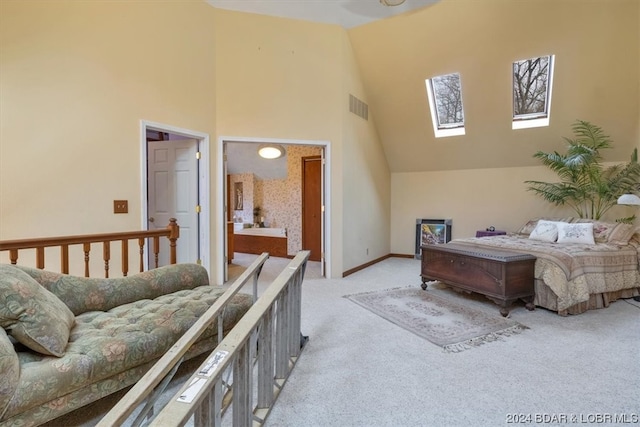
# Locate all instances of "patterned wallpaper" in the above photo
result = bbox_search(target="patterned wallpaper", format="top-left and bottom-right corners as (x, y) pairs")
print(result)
(230, 145), (322, 256)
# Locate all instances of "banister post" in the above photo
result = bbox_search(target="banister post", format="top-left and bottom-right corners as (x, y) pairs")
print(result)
(168, 218), (179, 265)
(9, 249), (18, 265)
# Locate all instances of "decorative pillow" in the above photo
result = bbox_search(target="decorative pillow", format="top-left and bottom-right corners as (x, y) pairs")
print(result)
(516, 217), (574, 235)
(572, 219), (636, 245)
(516, 219), (540, 236)
(0, 328), (19, 419)
(529, 220), (564, 242)
(557, 222), (595, 244)
(0, 265), (75, 357)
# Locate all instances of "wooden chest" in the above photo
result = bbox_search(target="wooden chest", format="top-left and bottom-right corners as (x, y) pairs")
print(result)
(420, 243), (536, 316)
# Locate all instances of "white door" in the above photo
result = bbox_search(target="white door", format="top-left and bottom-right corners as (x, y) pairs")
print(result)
(147, 139), (199, 266)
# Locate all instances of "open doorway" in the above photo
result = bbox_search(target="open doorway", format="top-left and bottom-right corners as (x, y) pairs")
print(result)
(141, 120), (211, 272)
(217, 137), (330, 284)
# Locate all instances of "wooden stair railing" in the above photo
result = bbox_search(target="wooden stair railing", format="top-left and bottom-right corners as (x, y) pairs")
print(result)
(0, 219), (179, 277)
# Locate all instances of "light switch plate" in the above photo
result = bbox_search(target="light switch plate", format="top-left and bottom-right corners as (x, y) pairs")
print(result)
(114, 200), (128, 214)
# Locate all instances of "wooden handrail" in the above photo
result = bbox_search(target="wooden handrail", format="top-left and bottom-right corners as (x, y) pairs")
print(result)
(0, 219), (179, 276)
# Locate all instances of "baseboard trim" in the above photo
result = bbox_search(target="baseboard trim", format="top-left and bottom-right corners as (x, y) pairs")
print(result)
(342, 253), (414, 277)
(389, 253), (415, 259)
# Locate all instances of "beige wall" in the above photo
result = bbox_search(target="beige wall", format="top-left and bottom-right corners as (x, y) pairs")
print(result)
(212, 9), (391, 275)
(391, 163), (639, 256)
(1, 3), (393, 278)
(0, 3), (218, 231)
(391, 166), (563, 255)
(0, 0), (218, 271)
(212, 9), (344, 275)
(340, 35), (391, 270)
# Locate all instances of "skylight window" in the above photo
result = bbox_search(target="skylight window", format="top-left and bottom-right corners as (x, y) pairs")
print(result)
(512, 55), (555, 129)
(426, 73), (465, 138)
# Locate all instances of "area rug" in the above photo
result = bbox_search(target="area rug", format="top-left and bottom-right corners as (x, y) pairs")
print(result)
(344, 286), (528, 352)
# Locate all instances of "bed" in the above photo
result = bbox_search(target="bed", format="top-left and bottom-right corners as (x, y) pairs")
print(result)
(448, 218), (640, 315)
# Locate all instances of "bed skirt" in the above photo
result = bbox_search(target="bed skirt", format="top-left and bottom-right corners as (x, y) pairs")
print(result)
(535, 280), (639, 316)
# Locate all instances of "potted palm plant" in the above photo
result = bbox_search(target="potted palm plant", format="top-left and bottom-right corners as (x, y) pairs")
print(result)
(525, 120), (640, 222)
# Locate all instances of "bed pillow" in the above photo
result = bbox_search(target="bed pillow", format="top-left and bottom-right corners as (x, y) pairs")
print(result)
(557, 222), (595, 244)
(516, 217), (574, 235)
(0, 265), (75, 357)
(529, 220), (564, 242)
(516, 219), (541, 236)
(573, 219), (636, 245)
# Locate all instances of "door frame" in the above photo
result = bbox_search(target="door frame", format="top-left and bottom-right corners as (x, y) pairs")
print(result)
(216, 136), (331, 285)
(140, 120), (211, 273)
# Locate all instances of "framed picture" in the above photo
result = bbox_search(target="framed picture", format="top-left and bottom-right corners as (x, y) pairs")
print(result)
(415, 218), (452, 259)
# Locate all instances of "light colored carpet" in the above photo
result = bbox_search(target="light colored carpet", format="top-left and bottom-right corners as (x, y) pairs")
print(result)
(345, 286), (527, 352)
(40, 254), (640, 427)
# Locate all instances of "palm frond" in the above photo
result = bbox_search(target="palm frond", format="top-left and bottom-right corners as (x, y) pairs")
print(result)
(526, 120), (639, 220)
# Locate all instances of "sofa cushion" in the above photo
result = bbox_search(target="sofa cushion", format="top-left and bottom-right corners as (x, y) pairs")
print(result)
(0, 328), (19, 419)
(0, 265), (75, 357)
(13, 263), (210, 316)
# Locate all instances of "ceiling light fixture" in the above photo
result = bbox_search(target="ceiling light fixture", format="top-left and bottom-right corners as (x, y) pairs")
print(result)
(379, 0), (406, 5)
(258, 144), (285, 159)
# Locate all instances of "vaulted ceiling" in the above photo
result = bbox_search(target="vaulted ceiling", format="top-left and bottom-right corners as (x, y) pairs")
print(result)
(213, 1), (638, 175)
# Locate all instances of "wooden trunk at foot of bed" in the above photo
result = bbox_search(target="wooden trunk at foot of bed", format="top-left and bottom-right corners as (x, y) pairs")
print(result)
(233, 234), (288, 258)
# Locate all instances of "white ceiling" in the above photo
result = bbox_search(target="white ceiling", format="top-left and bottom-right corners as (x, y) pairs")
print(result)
(226, 142), (289, 180)
(205, 0), (438, 29)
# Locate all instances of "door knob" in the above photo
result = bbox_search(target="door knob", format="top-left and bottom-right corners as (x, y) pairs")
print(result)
(149, 217), (155, 223)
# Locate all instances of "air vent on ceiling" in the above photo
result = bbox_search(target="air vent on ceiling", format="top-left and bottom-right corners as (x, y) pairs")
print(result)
(349, 94), (368, 121)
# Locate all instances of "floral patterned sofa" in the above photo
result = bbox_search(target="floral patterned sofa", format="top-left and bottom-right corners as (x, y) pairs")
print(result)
(0, 263), (253, 427)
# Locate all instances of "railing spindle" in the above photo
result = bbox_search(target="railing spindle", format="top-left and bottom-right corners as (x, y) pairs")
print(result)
(83, 242), (91, 277)
(168, 218), (179, 265)
(61, 244), (69, 274)
(153, 236), (160, 269)
(121, 239), (129, 277)
(138, 238), (145, 272)
(103, 241), (110, 278)
(36, 247), (45, 269)
(9, 248), (18, 265)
